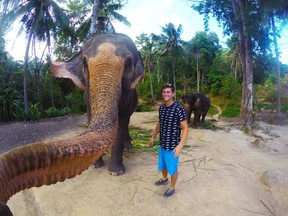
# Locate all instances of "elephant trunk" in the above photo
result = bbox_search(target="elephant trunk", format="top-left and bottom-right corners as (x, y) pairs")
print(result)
(0, 125), (117, 203)
(87, 54), (123, 130)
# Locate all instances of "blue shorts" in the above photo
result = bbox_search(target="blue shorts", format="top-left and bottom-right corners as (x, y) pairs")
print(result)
(158, 146), (179, 175)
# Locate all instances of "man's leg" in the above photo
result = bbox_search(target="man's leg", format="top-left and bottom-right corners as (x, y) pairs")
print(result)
(170, 171), (178, 189)
(162, 168), (168, 180)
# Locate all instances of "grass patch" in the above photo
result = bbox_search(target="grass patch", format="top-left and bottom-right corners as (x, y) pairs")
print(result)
(135, 103), (154, 112)
(129, 127), (159, 152)
(254, 103), (274, 111)
(79, 123), (88, 128)
(222, 106), (240, 117)
(200, 121), (222, 130)
(208, 104), (219, 116)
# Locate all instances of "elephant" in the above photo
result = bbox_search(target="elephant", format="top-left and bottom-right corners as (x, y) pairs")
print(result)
(0, 33), (144, 215)
(181, 93), (211, 126)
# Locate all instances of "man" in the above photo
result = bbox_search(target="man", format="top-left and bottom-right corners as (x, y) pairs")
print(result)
(148, 83), (188, 197)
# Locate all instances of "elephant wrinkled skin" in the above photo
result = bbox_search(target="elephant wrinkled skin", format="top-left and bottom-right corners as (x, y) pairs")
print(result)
(0, 33), (144, 215)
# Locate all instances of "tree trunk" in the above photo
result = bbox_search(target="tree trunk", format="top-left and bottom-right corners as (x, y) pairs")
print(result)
(230, 0), (254, 126)
(271, 13), (282, 117)
(90, 0), (99, 34)
(172, 60), (177, 101)
(148, 54), (154, 100)
(240, 38), (253, 126)
(23, 30), (33, 121)
(196, 50), (200, 93)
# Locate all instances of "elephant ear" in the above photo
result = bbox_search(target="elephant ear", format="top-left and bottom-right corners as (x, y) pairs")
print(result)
(51, 51), (86, 90)
(130, 51), (144, 89)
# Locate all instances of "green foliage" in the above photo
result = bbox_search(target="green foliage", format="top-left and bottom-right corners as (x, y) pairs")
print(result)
(254, 75), (277, 103)
(208, 73), (241, 102)
(222, 106), (240, 117)
(254, 102), (288, 113)
(30, 102), (41, 121)
(207, 104), (218, 116)
(65, 88), (85, 114)
(129, 127), (159, 152)
(219, 74), (241, 100)
(44, 107), (71, 118)
(135, 103), (153, 112)
(282, 103), (288, 113)
(200, 121), (222, 131)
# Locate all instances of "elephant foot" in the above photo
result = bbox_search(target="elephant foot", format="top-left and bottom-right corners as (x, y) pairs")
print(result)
(108, 164), (125, 176)
(110, 170), (124, 176)
(94, 157), (104, 168)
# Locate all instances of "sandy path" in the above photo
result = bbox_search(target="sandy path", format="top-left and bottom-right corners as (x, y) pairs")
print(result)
(7, 112), (288, 216)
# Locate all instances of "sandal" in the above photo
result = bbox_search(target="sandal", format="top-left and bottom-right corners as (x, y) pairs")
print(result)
(154, 178), (168, 186)
(164, 188), (175, 197)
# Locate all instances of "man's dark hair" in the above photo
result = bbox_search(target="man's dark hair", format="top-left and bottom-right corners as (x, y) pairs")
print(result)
(162, 83), (175, 93)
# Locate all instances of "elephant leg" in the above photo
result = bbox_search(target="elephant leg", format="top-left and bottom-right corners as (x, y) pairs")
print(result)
(193, 113), (202, 128)
(0, 203), (13, 216)
(187, 112), (192, 124)
(109, 89), (137, 175)
(108, 115), (127, 175)
(201, 113), (207, 123)
(197, 114), (201, 123)
(124, 119), (132, 149)
(93, 156), (104, 168)
(193, 113), (198, 127)
(124, 89), (137, 149)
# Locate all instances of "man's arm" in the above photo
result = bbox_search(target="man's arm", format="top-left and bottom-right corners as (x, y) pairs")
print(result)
(148, 122), (160, 147)
(173, 119), (188, 157)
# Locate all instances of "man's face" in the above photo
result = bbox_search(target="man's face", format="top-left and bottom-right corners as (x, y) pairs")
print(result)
(162, 87), (175, 102)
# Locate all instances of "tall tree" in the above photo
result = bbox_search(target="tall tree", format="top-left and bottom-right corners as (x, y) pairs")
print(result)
(136, 33), (157, 101)
(259, 0), (288, 117)
(1, 0), (69, 121)
(190, 31), (220, 92)
(160, 23), (183, 101)
(83, 0), (130, 35)
(191, 0), (269, 126)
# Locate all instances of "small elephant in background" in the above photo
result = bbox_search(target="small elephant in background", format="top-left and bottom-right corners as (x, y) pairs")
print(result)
(181, 93), (211, 126)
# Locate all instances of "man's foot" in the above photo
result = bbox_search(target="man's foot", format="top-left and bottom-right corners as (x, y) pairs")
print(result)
(164, 188), (175, 197)
(154, 178), (168, 186)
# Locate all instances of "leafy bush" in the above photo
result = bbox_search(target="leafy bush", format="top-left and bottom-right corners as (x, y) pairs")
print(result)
(222, 106), (240, 117)
(135, 103), (153, 112)
(30, 102), (41, 121)
(44, 107), (59, 118)
(65, 88), (85, 114)
(219, 74), (241, 99)
(208, 104), (219, 116)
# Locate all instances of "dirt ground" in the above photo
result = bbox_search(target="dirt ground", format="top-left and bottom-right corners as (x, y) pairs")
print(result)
(1, 111), (288, 216)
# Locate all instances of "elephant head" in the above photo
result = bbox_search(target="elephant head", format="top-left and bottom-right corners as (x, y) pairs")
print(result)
(0, 33), (144, 214)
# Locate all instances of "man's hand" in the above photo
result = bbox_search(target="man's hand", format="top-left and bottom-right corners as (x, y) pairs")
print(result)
(148, 139), (154, 147)
(173, 145), (182, 157)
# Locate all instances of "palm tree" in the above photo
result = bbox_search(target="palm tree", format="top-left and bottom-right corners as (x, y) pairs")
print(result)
(161, 23), (183, 101)
(81, 0), (131, 37)
(136, 33), (157, 100)
(1, 0), (69, 121)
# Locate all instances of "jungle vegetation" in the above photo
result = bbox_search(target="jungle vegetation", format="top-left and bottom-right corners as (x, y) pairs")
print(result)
(0, 0), (287, 127)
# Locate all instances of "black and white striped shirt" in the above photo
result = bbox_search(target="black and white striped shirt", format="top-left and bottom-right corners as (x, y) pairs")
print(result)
(159, 102), (187, 150)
